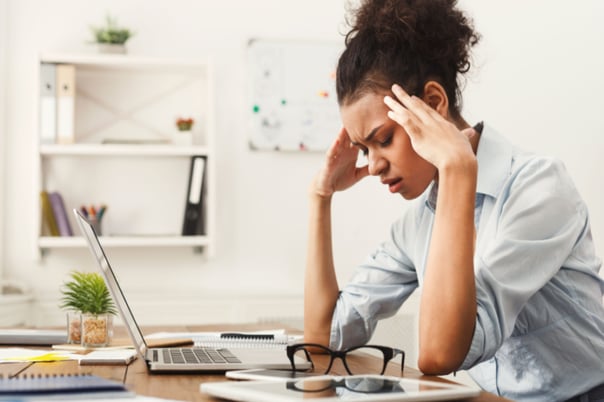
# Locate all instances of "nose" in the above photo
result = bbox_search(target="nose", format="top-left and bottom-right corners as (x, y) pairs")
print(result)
(367, 150), (386, 176)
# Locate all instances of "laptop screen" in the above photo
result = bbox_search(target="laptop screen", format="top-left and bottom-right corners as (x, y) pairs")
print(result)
(73, 209), (148, 359)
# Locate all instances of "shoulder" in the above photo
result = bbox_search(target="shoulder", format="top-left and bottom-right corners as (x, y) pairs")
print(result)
(500, 154), (587, 226)
(509, 154), (580, 198)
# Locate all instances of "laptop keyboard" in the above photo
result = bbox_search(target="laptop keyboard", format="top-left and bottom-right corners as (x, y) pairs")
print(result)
(160, 348), (242, 365)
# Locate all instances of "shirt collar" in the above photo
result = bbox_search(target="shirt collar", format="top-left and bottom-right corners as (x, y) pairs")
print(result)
(475, 123), (514, 198)
(425, 123), (514, 210)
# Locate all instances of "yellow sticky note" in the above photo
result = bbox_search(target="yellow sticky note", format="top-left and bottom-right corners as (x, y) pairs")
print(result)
(6, 352), (70, 362)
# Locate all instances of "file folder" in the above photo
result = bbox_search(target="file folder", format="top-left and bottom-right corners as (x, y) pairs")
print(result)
(39, 63), (57, 144)
(56, 64), (76, 144)
(182, 155), (206, 235)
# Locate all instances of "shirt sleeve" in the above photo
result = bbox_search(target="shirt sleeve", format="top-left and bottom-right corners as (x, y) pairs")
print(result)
(461, 156), (590, 369)
(330, 209), (420, 351)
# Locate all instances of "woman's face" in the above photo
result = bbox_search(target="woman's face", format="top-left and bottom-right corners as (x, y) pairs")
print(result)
(340, 91), (437, 200)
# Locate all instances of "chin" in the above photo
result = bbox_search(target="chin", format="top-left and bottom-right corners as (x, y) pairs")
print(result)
(399, 187), (424, 201)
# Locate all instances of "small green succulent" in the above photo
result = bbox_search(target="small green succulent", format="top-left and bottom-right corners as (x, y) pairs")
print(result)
(60, 271), (117, 315)
(91, 15), (133, 45)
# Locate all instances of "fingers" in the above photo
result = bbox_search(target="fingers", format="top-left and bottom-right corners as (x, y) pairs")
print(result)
(386, 84), (444, 124)
(326, 127), (348, 157)
(384, 95), (421, 138)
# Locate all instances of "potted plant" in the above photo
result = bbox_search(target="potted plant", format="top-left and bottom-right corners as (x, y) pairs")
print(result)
(60, 271), (117, 347)
(90, 15), (133, 54)
(174, 117), (195, 145)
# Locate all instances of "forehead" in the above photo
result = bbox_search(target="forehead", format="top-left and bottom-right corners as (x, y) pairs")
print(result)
(340, 91), (391, 143)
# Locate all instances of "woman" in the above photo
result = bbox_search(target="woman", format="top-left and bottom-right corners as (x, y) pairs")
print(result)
(303, 0), (604, 400)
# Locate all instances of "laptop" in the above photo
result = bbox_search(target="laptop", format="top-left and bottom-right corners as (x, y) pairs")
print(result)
(73, 209), (310, 373)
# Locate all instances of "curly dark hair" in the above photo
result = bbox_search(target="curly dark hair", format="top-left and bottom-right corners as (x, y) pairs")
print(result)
(336, 0), (480, 119)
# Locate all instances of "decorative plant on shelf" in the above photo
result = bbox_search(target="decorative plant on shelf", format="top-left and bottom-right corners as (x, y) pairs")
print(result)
(90, 15), (133, 53)
(60, 271), (117, 346)
(176, 117), (194, 131)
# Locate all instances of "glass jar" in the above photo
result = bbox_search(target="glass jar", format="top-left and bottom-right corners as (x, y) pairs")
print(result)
(66, 311), (81, 344)
(81, 313), (113, 347)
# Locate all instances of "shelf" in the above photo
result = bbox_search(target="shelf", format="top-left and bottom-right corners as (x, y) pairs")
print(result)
(40, 144), (211, 157)
(36, 54), (215, 258)
(40, 52), (211, 72)
(38, 235), (209, 249)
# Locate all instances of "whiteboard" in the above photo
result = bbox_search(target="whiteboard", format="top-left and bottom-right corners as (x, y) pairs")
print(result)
(247, 38), (343, 151)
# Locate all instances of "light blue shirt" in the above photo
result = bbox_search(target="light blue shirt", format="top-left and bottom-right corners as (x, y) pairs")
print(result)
(330, 124), (604, 401)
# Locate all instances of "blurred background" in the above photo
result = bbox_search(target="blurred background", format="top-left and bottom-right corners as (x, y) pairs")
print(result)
(1, 0), (603, 375)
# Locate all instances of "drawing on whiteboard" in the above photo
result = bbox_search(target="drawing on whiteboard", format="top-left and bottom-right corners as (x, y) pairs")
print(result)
(247, 38), (343, 152)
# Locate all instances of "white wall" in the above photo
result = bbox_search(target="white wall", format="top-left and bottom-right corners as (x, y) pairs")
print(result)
(2, 1), (603, 334)
(0, 1), (8, 278)
(0, 0), (7, 278)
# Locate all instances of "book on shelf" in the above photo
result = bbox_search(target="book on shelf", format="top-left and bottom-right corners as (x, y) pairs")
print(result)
(40, 190), (73, 237)
(182, 155), (207, 236)
(40, 190), (59, 236)
(48, 191), (73, 236)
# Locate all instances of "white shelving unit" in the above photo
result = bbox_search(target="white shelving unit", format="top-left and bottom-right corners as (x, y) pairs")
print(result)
(35, 53), (215, 256)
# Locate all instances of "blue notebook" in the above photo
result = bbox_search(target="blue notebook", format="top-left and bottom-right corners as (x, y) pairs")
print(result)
(0, 373), (130, 397)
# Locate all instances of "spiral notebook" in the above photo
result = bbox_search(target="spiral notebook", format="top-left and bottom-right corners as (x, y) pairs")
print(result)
(73, 209), (311, 373)
(146, 330), (300, 349)
(0, 373), (132, 398)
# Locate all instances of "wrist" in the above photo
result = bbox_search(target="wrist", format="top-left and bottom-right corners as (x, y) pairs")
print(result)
(309, 175), (334, 201)
(309, 188), (333, 204)
(438, 154), (477, 178)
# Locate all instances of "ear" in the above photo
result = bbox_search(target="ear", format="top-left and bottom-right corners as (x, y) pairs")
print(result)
(422, 81), (449, 117)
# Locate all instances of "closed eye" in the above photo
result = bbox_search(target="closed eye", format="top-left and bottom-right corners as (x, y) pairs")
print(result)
(379, 134), (393, 148)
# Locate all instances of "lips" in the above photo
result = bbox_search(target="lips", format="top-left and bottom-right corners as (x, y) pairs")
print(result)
(382, 178), (403, 193)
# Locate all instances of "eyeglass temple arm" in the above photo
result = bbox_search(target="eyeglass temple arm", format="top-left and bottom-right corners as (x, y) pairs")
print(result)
(287, 346), (315, 371)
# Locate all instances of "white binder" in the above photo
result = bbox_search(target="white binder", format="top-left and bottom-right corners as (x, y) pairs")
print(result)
(39, 63), (56, 144)
(56, 64), (75, 144)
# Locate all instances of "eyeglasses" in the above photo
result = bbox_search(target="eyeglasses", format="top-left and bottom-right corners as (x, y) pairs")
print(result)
(286, 376), (405, 394)
(286, 343), (405, 375)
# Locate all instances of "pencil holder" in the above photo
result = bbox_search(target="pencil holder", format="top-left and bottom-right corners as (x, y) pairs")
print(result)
(88, 217), (102, 236)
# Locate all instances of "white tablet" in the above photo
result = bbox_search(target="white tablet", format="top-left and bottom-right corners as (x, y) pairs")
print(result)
(226, 368), (323, 381)
(201, 374), (481, 401)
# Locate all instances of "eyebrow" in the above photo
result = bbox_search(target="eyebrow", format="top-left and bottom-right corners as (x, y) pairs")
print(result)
(351, 124), (384, 147)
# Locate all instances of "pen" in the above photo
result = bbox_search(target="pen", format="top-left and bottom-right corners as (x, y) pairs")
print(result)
(80, 206), (88, 218)
(97, 205), (107, 221)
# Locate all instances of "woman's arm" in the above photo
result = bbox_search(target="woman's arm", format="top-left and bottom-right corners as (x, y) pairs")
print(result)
(385, 84), (477, 374)
(303, 191), (338, 345)
(419, 160), (477, 374)
(303, 128), (369, 345)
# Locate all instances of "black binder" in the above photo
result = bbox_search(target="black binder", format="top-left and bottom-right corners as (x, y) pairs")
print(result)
(182, 155), (207, 235)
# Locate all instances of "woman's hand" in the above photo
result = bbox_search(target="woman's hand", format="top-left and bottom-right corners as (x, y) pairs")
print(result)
(312, 127), (370, 198)
(384, 84), (476, 171)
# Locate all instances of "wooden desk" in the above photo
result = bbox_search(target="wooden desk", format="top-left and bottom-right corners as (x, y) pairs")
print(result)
(0, 324), (510, 401)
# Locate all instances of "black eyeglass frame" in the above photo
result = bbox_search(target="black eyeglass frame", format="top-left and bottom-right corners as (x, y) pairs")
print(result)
(286, 343), (405, 375)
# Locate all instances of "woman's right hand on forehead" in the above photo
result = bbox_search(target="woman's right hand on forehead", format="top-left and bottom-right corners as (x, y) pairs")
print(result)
(311, 127), (369, 198)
